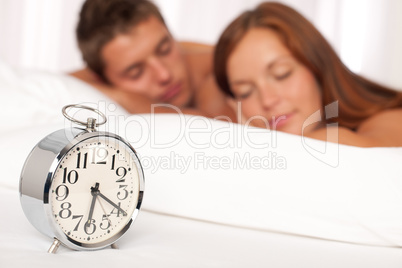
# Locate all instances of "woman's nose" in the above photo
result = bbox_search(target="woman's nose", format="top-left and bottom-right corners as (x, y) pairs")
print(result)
(259, 86), (280, 110)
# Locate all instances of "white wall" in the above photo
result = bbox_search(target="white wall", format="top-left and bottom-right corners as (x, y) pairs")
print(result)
(0, 0), (83, 72)
(0, 0), (401, 89)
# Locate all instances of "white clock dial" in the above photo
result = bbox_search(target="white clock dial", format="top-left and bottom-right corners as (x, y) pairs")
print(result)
(50, 136), (140, 245)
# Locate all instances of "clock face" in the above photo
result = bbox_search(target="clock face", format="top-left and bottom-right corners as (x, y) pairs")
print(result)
(49, 136), (141, 246)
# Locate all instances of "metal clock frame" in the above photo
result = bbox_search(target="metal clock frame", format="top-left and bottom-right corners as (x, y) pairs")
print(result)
(20, 127), (145, 252)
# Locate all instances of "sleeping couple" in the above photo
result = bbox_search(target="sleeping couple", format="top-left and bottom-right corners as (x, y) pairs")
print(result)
(71, 0), (402, 148)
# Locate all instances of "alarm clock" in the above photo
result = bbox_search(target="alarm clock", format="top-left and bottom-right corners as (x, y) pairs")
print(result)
(19, 104), (144, 253)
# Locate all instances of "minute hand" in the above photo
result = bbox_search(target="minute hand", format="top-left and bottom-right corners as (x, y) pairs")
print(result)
(97, 191), (128, 216)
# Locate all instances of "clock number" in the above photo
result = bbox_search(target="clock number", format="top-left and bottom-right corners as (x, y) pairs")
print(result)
(100, 215), (111, 230)
(62, 168), (79, 184)
(110, 202), (123, 217)
(117, 185), (129, 200)
(115, 167), (127, 183)
(55, 185), (69, 201)
(111, 154), (116, 170)
(91, 147), (108, 165)
(84, 219), (96, 235)
(59, 202), (72, 219)
(72, 215), (83, 231)
(76, 152), (88, 169)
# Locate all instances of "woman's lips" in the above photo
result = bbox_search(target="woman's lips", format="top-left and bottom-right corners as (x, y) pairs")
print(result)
(161, 83), (182, 102)
(269, 112), (294, 129)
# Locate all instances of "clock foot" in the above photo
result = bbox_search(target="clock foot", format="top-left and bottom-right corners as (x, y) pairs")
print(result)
(48, 238), (61, 254)
(111, 243), (119, 249)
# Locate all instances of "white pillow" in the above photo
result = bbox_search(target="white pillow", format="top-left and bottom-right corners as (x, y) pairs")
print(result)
(1, 60), (402, 248)
(0, 60), (126, 134)
(123, 114), (402, 247)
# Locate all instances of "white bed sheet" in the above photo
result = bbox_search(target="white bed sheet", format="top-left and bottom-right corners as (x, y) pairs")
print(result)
(1, 186), (402, 268)
(2, 61), (402, 267)
(3, 118), (402, 248)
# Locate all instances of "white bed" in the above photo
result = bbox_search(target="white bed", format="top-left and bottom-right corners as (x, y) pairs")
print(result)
(2, 186), (402, 268)
(1, 60), (402, 267)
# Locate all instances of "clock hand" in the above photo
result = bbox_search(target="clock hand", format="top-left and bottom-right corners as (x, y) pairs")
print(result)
(86, 183), (100, 225)
(96, 196), (112, 226)
(97, 191), (128, 216)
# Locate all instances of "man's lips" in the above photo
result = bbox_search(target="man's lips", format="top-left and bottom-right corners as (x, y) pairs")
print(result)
(161, 83), (182, 102)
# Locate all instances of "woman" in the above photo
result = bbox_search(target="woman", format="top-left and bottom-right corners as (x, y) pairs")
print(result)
(214, 2), (402, 147)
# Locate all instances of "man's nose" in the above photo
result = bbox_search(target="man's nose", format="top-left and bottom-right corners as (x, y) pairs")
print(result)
(150, 58), (172, 84)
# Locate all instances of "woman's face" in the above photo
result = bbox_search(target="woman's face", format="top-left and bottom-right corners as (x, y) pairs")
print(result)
(227, 28), (322, 135)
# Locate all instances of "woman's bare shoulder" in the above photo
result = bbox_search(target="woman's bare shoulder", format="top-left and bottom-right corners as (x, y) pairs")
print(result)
(356, 108), (402, 146)
(305, 109), (402, 147)
(358, 109), (402, 130)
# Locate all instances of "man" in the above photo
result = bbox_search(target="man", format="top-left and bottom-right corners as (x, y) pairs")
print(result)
(71, 0), (236, 121)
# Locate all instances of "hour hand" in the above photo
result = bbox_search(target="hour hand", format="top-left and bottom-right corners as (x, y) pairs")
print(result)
(97, 191), (127, 217)
(87, 183), (99, 225)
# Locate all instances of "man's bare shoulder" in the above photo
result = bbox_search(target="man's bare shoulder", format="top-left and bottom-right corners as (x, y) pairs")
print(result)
(179, 41), (213, 70)
(179, 41), (213, 53)
(70, 68), (117, 94)
(70, 68), (100, 84)
(179, 41), (214, 90)
(69, 68), (126, 106)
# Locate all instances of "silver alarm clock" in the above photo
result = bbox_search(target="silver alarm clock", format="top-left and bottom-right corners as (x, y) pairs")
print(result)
(19, 104), (144, 253)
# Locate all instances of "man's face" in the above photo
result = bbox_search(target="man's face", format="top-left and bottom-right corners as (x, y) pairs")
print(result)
(101, 16), (192, 108)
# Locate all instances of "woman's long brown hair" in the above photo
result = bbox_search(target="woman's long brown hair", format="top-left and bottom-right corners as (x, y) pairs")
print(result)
(214, 2), (402, 129)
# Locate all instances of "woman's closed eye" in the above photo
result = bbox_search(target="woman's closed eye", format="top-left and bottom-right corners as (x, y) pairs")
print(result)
(233, 85), (255, 100)
(270, 63), (294, 81)
(274, 70), (292, 80)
